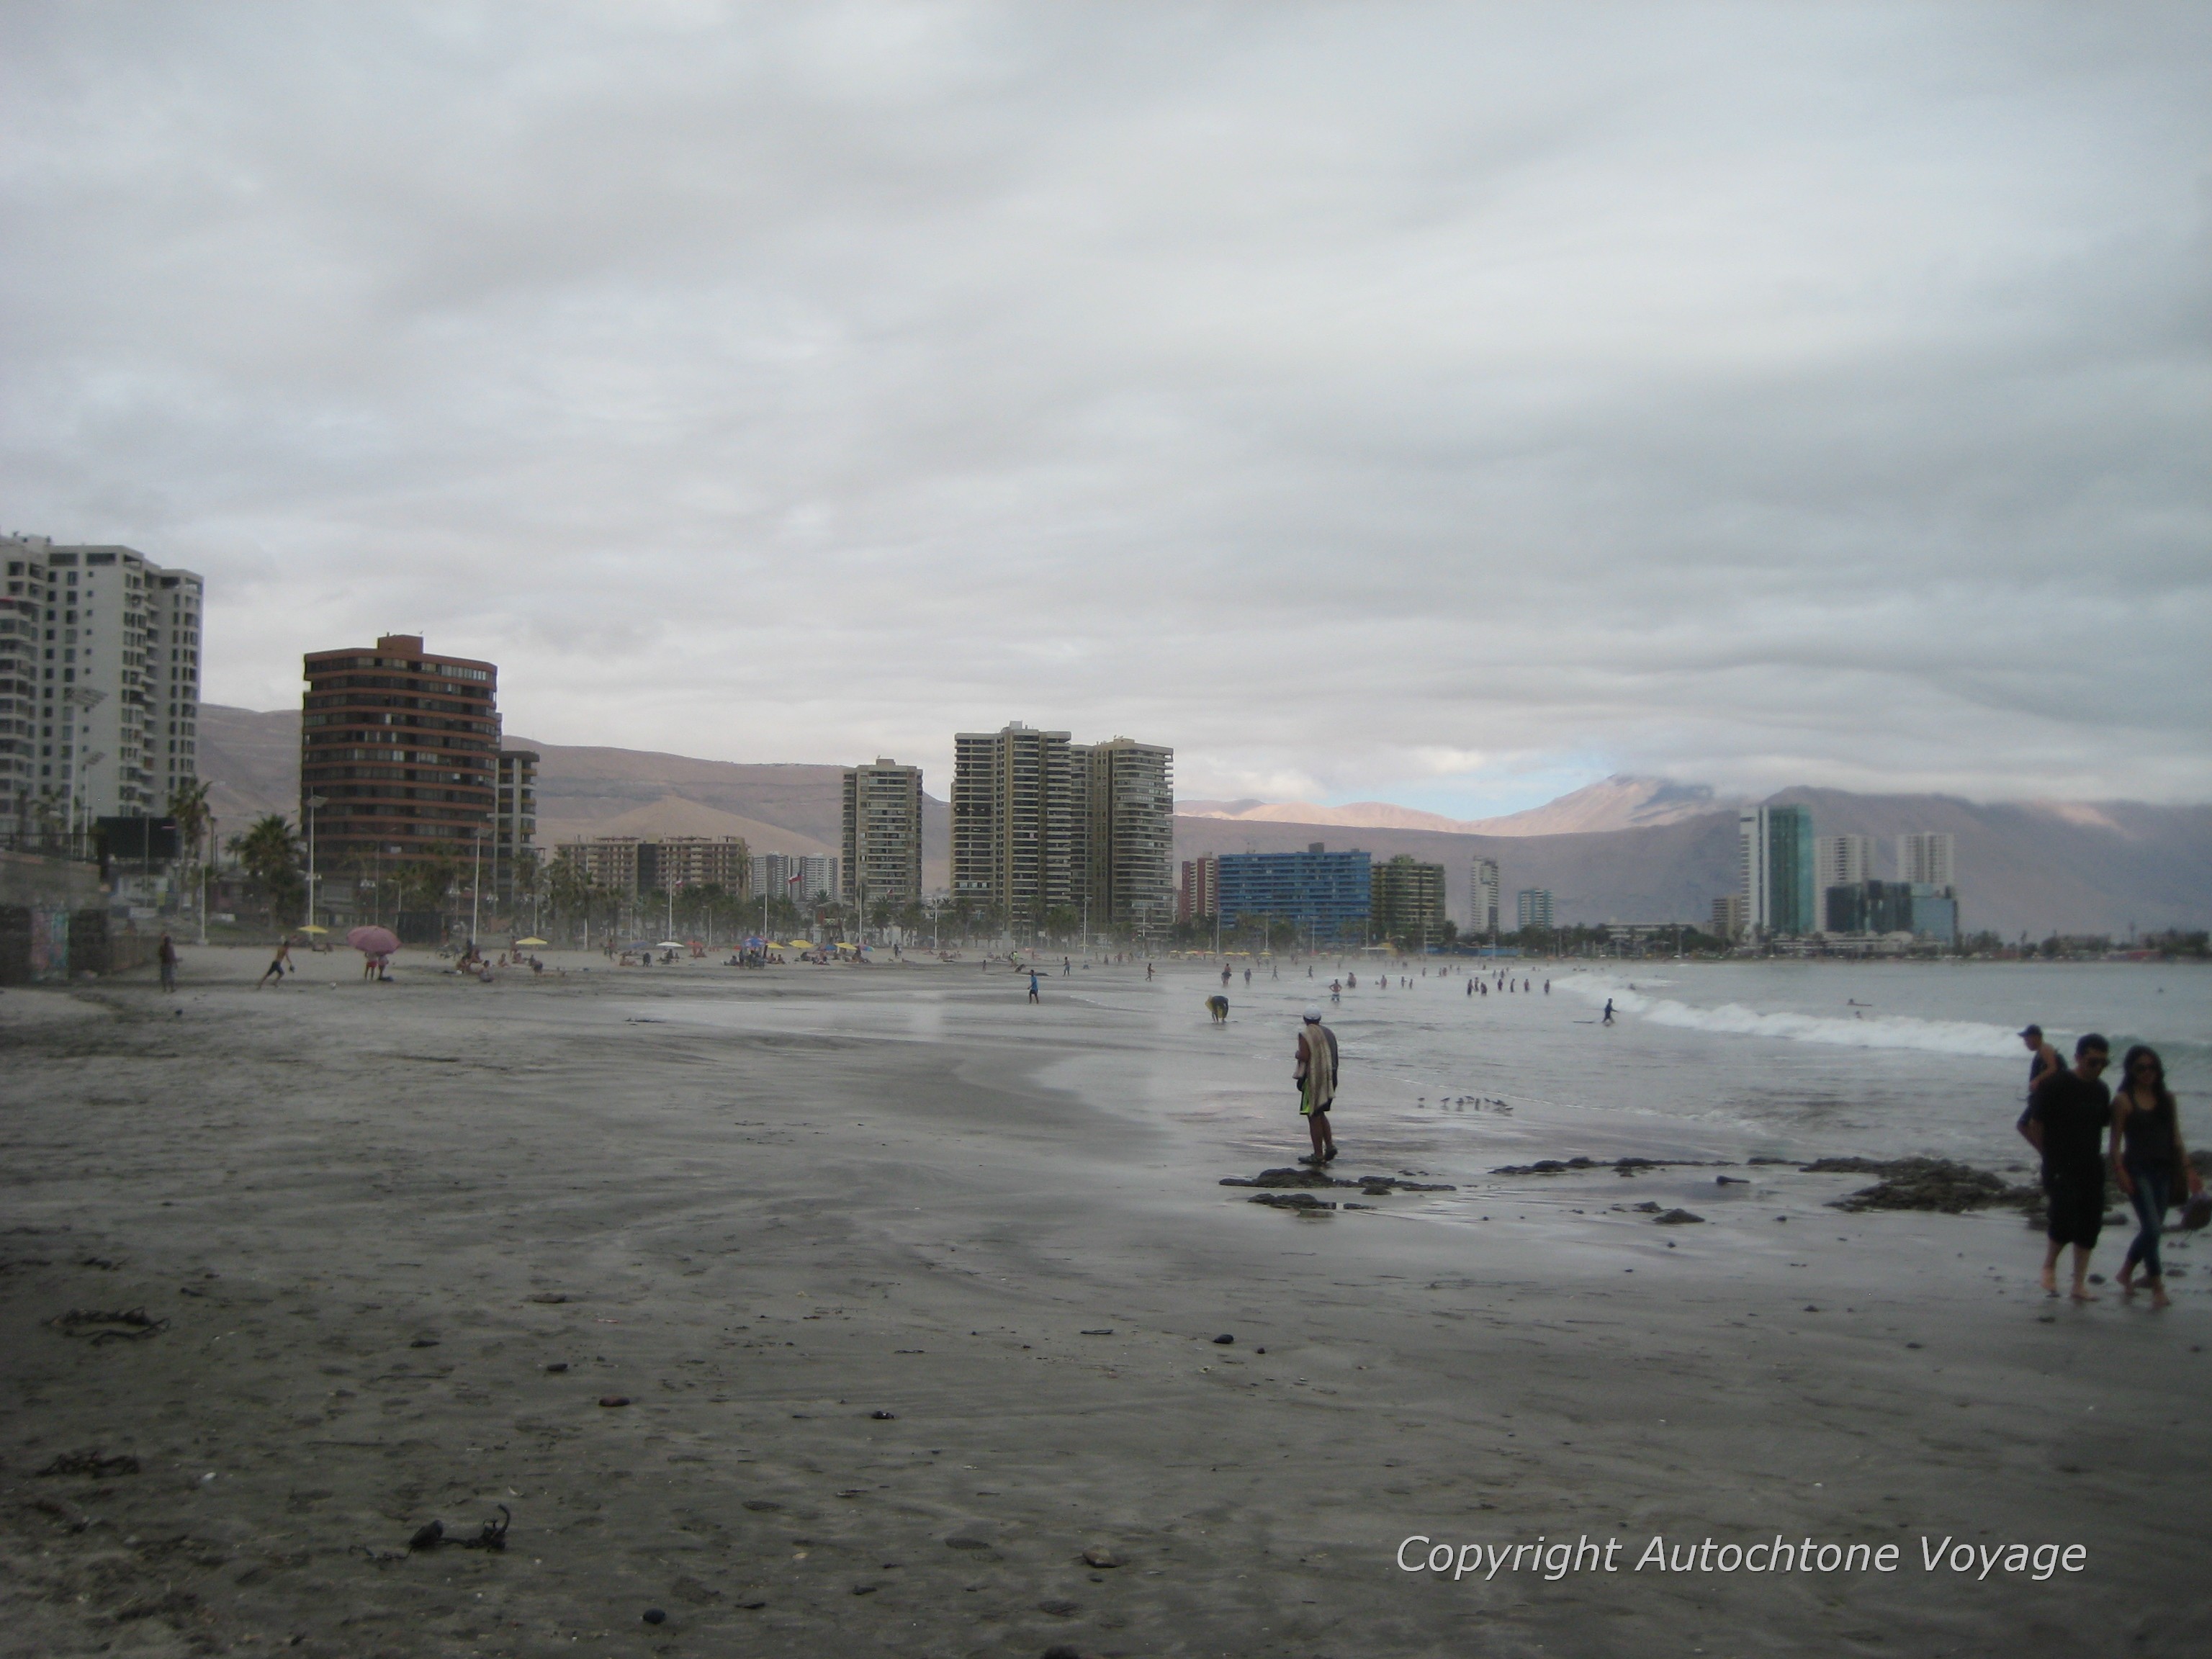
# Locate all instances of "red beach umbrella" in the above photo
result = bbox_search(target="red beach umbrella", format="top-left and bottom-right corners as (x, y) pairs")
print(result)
(347, 925), (401, 958)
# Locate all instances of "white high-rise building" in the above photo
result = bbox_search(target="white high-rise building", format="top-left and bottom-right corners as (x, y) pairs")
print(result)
(1470, 857), (1501, 936)
(1, 536), (203, 827)
(1897, 832), (1956, 888)
(1815, 834), (1874, 891)
(793, 855), (838, 905)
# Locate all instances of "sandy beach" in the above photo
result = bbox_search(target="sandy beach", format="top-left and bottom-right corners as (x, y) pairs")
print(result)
(3, 948), (2206, 1658)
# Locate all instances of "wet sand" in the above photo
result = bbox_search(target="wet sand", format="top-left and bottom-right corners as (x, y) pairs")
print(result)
(2, 948), (2206, 1658)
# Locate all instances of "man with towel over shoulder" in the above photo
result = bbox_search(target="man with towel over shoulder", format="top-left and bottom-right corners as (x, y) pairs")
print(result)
(1297, 1006), (1341, 1166)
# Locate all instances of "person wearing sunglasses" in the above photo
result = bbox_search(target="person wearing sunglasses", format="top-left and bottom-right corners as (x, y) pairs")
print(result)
(2110, 1045), (2200, 1310)
(2019, 1033), (2113, 1300)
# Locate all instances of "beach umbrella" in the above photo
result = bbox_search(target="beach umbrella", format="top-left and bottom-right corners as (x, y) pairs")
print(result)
(742, 936), (763, 949)
(656, 939), (684, 949)
(297, 924), (330, 935)
(514, 937), (548, 947)
(347, 925), (400, 957)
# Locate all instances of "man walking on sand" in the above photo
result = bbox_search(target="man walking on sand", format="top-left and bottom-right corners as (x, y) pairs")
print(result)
(2020, 1033), (2113, 1300)
(1028, 969), (1040, 1004)
(1296, 1005), (1340, 1166)
(157, 932), (177, 994)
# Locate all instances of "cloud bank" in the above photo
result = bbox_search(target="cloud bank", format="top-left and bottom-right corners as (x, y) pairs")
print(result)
(2, 1), (2206, 812)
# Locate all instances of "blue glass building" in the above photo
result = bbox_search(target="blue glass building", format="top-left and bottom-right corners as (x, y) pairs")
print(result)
(1215, 847), (1372, 943)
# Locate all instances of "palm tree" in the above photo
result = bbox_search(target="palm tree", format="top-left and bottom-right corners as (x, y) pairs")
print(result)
(228, 814), (304, 923)
(168, 778), (215, 938)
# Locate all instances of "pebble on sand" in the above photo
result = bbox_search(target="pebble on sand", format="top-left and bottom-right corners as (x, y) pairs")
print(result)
(599, 1394), (631, 1408)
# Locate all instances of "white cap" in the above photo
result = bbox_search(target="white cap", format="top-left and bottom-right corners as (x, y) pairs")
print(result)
(1303, 1005), (1323, 1022)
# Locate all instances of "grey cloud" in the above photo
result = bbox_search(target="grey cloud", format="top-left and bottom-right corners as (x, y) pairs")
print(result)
(1, 1), (2206, 815)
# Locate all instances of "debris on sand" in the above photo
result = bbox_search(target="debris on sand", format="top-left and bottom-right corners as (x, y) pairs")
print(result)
(37, 1450), (140, 1478)
(1653, 1209), (1705, 1226)
(46, 1307), (168, 1344)
(408, 1505), (510, 1552)
(1813, 1159), (2041, 1215)
(1249, 1192), (1334, 1210)
(1082, 1546), (1123, 1568)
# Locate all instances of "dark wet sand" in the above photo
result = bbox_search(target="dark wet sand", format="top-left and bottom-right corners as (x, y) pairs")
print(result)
(2, 949), (2207, 1658)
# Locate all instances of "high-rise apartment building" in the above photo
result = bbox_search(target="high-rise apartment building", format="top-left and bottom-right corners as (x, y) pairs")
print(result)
(1177, 854), (1218, 923)
(301, 635), (499, 862)
(1710, 893), (1746, 942)
(953, 722), (1174, 937)
(1215, 845), (1372, 943)
(1815, 834), (1873, 891)
(1372, 854), (1447, 946)
(1740, 805), (1815, 938)
(793, 855), (838, 905)
(1079, 738), (1174, 935)
(2, 536), (203, 824)
(493, 749), (538, 904)
(1516, 887), (1555, 931)
(842, 758), (924, 909)
(1470, 857), (1501, 937)
(1897, 832), (1956, 888)
(953, 722), (1074, 928)
(557, 835), (750, 896)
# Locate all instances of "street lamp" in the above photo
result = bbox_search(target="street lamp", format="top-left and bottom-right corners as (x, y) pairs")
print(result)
(303, 793), (327, 930)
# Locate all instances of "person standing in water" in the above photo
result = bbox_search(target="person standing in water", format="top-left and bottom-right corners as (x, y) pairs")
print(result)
(2111, 1044), (2199, 1308)
(1295, 1005), (1339, 1166)
(2015, 1024), (2064, 1134)
(2020, 1033), (2113, 1300)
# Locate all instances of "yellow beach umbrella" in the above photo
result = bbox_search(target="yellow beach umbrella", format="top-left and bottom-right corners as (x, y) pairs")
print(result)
(297, 925), (329, 935)
(514, 937), (548, 946)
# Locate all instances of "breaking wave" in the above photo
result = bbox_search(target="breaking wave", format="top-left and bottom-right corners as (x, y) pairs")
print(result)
(1556, 976), (2023, 1059)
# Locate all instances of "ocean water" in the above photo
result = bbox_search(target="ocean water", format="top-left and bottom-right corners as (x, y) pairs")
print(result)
(608, 955), (2208, 1179)
(1114, 958), (2211, 1170)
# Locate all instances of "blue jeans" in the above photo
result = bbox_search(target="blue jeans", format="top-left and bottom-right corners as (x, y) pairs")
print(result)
(2123, 1164), (2171, 1280)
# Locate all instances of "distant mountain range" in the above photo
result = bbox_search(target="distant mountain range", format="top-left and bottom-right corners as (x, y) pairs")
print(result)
(197, 705), (2210, 938)
(1180, 776), (1737, 836)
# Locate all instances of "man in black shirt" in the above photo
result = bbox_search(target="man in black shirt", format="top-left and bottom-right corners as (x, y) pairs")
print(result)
(2019, 1033), (2113, 1300)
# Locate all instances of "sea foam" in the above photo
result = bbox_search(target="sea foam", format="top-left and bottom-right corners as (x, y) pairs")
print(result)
(1557, 976), (2025, 1059)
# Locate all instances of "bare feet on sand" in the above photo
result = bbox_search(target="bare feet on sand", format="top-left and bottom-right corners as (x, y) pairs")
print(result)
(2040, 1269), (2058, 1295)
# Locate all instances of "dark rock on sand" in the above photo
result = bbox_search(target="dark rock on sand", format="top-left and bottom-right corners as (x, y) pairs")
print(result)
(1223, 1167), (1454, 1193)
(1493, 1156), (1715, 1177)
(1211, 1334), (1233, 1344)
(1038, 1598), (1080, 1617)
(1817, 1159), (2041, 1215)
(1251, 1192), (1335, 1210)
(1654, 1209), (1705, 1226)
(642, 1606), (667, 1624)
(1083, 1545), (1123, 1568)
(1222, 1167), (1339, 1190)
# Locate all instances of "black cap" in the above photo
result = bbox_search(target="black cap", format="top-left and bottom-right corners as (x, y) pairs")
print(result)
(2019, 1024), (2042, 1038)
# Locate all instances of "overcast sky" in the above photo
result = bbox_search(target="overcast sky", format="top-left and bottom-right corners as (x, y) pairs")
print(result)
(4, 3), (2207, 814)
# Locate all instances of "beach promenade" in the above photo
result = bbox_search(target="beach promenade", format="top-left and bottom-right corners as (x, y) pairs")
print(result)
(1, 949), (2204, 1658)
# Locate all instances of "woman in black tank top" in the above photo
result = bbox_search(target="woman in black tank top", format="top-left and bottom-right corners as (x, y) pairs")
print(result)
(2111, 1045), (2200, 1308)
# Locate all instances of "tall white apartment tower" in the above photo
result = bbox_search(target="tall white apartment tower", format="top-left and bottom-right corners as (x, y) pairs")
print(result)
(1814, 834), (1873, 891)
(1471, 856), (1501, 936)
(1897, 832), (1956, 888)
(1, 537), (202, 825)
